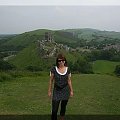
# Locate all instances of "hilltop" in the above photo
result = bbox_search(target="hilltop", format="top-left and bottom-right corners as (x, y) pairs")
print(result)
(0, 28), (120, 51)
(6, 31), (79, 70)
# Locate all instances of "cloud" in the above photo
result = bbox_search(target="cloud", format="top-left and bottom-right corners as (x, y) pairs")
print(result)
(0, 6), (120, 34)
(0, 0), (120, 5)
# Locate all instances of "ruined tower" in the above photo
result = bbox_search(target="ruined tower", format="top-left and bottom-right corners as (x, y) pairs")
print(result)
(44, 32), (53, 42)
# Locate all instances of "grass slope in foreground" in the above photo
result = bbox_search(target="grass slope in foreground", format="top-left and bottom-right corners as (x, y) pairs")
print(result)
(0, 74), (120, 115)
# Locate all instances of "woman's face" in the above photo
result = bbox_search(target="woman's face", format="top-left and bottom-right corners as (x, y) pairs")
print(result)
(58, 59), (65, 66)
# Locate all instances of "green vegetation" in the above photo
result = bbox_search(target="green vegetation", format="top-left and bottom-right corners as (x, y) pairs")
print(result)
(85, 49), (120, 62)
(70, 56), (93, 74)
(64, 28), (120, 41)
(93, 60), (120, 75)
(0, 72), (13, 82)
(0, 28), (120, 117)
(54, 31), (77, 47)
(0, 60), (15, 71)
(1, 28), (120, 52)
(0, 29), (53, 51)
(114, 65), (120, 76)
(0, 73), (120, 114)
(8, 43), (54, 70)
(0, 28), (119, 75)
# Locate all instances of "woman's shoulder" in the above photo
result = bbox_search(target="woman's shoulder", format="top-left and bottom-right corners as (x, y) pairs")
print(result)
(50, 66), (56, 72)
(67, 66), (71, 74)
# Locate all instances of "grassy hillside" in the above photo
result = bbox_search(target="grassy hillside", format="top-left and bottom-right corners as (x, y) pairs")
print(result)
(64, 28), (120, 41)
(54, 31), (78, 44)
(63, 28), (99, 40)
(0, 29), (53, 51)
(0, 73), (120, 115)
(0, 29), (79, 51)
(93, 60), (120, 74)
(8, 43), (55, 70)
(8, 43), (80, 70)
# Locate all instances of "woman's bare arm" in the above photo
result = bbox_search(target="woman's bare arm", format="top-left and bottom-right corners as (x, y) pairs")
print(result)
(68, 74), (73, 97)
(48, 73), (54, 97)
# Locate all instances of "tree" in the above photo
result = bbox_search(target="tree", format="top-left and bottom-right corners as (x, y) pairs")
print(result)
(73, 56), (93, 74)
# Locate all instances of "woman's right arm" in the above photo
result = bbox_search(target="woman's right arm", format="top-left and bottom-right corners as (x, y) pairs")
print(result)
(48, 73), (54, 98)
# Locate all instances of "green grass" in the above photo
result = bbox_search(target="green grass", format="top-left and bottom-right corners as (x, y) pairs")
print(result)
(93, 60), (120, 75)
(8, 42), (81, 70)
(0, 73), (120, 115)
(2, 29), (52, 47)
(8, 44), (42, 69)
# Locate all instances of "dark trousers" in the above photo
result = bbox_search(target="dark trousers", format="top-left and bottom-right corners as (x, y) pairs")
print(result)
(51, 100), (68, 120)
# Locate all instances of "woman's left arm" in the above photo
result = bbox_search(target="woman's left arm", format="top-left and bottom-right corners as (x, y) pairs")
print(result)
(68, 74), (73, 97)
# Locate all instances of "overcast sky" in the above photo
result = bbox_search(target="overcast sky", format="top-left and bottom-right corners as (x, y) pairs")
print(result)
(0, 0), (120, 5)
(0, 6), (120, 34)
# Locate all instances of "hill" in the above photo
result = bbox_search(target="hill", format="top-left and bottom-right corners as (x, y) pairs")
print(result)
(1, 28), (120, 71)
(64, 28), (120, 41)
(8, 40), (79, 70)
(8, 43), (55, 70)
(1, 28), (120, 52)
(0, 29), (53, 51)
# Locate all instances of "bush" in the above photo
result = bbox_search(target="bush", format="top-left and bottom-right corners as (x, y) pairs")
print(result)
(72, 57), (93, 74)
(114, 65), (120, 76)
(0, 60), (16, 71)
(0, 72), (13, 82)
(25, 65), (42, 72)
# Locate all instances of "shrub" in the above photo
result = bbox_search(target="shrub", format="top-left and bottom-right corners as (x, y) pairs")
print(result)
(0, 60), (16, 71)
(114, 65), (120, 76)
(0, 72), (13, 82)
(25, 65), (42, 72)
(72, 57), (93, 74)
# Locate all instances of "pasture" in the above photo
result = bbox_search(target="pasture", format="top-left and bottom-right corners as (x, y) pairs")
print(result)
(0, 73), (120, 115)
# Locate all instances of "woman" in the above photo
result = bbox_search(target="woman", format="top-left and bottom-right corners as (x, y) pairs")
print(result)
(48, 53), (73, 120)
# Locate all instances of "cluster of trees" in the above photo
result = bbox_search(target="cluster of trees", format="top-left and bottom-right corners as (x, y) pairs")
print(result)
(0, 52), (16, 71)
(85, 49), (120, 62)
(68, 56), (93, 74)
(0, 52), (9, 59)
(64, 36), (120, 49)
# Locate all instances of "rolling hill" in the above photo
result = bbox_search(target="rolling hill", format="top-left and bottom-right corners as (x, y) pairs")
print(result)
(0, 28), (119, 72)
(0, 29), (53, 51)
(1, 28), (120, 51)
(64, 28), (120, 41)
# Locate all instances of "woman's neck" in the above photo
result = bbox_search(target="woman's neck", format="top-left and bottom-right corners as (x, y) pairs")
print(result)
(58, 65), (65, 69)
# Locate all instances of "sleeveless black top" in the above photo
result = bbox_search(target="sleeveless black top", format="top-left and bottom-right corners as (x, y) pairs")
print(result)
(50, 66), (71, 100)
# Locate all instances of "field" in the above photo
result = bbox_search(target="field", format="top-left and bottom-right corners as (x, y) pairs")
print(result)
(93, 60), (120, 75)
(0, 72), (120, 115)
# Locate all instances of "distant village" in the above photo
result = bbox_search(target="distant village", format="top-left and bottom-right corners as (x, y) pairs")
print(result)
(103, 44), (120, 52)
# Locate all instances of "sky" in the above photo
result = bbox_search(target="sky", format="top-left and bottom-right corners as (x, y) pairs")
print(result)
(0, 0), (120, 5)
(0, 5), (120, 34)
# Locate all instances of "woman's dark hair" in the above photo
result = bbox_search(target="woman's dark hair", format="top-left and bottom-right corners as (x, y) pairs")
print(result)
(56, 53), (67, 67)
